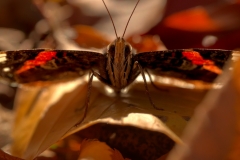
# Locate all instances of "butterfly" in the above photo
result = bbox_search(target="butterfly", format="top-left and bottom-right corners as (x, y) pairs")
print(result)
(0, 48), (234, 84)
(0, 0), (238, 124)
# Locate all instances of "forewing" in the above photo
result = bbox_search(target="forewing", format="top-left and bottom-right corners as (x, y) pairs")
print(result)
(0, 49), (106, 84)
(134, 49), (236, 82)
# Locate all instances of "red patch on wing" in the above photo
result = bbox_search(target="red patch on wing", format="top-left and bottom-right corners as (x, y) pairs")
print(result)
(182, 51), (222, 74)
(16, 51), (57, 74)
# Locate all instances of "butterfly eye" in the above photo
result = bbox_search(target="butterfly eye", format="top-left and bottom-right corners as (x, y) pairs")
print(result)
(107, 44), (115, 58)
(124, 44), (132, 57)
(108, 44), (115, 52)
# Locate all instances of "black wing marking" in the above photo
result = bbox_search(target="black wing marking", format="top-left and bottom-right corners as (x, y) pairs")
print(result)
(0, 49), (106, 84)
(134, 49), (234, 82)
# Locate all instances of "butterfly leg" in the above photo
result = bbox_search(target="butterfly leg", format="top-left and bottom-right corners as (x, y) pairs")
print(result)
(137, 62), (164, 111)
(145, 69), (169, 92)
(75, 72), (94, 126)
(91, 69), (111, 85)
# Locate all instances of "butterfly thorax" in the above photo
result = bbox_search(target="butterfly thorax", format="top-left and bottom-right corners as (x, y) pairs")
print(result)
(106, 37), (134, 92)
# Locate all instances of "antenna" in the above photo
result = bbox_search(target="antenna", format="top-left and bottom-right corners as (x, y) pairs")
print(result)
(102, 0), (118, 38)
(122, 0), (140, 38)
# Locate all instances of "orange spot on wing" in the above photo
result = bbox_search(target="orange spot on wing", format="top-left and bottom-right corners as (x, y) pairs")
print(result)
(16, 51), (57, 74)
(182, 51), (222, 74)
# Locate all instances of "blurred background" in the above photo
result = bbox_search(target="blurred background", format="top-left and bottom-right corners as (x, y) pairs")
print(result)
(0, 0), (240, 51)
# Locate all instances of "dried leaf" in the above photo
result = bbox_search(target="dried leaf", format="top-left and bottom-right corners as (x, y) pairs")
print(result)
(10, 75), (208, 159)
(11, 78), (89, 159)
(227, 57), (240, 159)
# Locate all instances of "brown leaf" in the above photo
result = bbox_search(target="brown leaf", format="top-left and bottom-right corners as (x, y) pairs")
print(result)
(227, 55), (240, 159)
(11, 78), (89, 159)
(9, 74), (209, 159)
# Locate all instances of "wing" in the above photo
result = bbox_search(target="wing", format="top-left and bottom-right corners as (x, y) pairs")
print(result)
(0, 49), (106, 84)
(134, 49), (236, 82)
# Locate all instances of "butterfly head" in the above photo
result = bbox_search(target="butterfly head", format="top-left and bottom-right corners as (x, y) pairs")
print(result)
(107, 37), (132, 58)
(105, 37), (134, 91)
